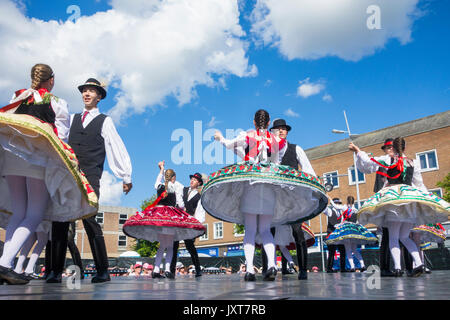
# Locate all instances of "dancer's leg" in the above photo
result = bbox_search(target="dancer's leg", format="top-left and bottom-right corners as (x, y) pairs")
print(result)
(344, 241), (355, 269)
(387, 221), (402, 270)
(259, 215), (275, 269)
(279, 246), (293, 264)
(351, 243), (365, 268)
(243, 213), (257, 274)
(24, 231), (49, 275)
(14, 233), (37, 274)
(0, 177), (48, 268)
(399, 223), (422, 268)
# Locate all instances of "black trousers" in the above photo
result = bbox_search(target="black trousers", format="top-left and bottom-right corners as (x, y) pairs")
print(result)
(327, 243), (346, 271)
(170, 239), (201, 274)
(49, 176), (109, 273)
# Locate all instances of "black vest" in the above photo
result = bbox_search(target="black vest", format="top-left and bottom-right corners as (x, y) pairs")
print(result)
(183, 187), (201, 216)
(281, 143), (299, 169)
(68, 113), (107, 180)
(373, 167), (386, 193)
(15, 101), (55, 125)
(386, 157), (414, 186)
(156, 185), (177, 207)
(327, 206), (341, 234)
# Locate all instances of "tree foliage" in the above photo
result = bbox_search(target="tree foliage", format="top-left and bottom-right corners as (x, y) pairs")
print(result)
(436, 173), (450, 202)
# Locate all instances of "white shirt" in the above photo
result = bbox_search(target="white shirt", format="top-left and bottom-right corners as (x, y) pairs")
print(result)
(154, 172), (185, 208)
(279, 142), (316, 176)
(70, 108), (132, 184)
(10, 91), (70, 142)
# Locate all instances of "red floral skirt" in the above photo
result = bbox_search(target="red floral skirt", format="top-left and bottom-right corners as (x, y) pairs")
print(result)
(123, 206), (206, 242)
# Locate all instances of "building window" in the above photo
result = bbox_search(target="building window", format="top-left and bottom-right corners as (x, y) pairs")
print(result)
(95, 212), (104, 224)
(199, 224), (209, 241)
(429, 188), (442, 198)
(323, 171), (339, 188)
(417, 150), (439, 172)
(118, 235), (127, 247)
(213, 222), (223, 239)
(119, 214), (128, 225)
(348, 166), (365, 185)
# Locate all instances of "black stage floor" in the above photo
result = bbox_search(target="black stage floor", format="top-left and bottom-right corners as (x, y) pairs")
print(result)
(1, 271), (449, 300)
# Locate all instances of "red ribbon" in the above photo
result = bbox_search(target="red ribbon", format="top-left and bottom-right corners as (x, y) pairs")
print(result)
(371, 157), (404, 179)
(341, 207), (352, 223)
(143, 191), (168, 212)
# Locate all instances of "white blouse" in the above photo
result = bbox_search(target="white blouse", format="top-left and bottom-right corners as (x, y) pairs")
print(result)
(70, 108), (132, 184)
(154, 171), (185, 208)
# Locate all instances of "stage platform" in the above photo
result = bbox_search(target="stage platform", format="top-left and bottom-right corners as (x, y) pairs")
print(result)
(1, 270), (449, 300)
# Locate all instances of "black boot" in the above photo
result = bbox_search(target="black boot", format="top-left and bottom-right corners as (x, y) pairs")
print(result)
(0, 266), (29, 285)
(244, 272), (256, 282)
(90, 236), (110, 283)
(46, 224), (69, 284)
(298, 270), (308, 280)
(263, 267), (277, 281)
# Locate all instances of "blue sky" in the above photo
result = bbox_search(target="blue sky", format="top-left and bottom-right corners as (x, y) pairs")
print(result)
(1, 0), (449, 208)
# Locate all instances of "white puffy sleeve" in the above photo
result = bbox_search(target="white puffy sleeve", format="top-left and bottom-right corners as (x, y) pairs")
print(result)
(174, 181), (185, 208)
(50, 96), (70, 142)
(323, 206), (333, 217)
(154, 171), (164, 190)
(296, 145), (316, 176)
(411, 159), (428, 192)
(219, 131), (248, 150)
(356, 151), (386, 174)
(194, 199), (206, 223)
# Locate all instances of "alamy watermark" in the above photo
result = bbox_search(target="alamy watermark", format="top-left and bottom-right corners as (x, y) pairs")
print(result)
(366, 265), (381, 290)
(65, 265), (82, 290)
(367, 5), (381, 30)
(66, 5), (81, 23)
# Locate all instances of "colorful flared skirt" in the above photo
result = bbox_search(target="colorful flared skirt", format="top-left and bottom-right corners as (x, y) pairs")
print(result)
(325, 222), (378, 245)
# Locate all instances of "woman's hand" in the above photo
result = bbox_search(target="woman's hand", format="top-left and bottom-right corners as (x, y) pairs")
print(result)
(348, 142), (360, 153)
(214, 130), (223, 141)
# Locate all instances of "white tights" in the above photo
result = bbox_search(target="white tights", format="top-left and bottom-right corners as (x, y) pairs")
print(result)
(243, 213), (275, 274)
(343, 240), (365, 269)
(411, 232), (425, 268)
(14, 230), (49, 274)
(0, 176), (49, 269)
(387, 221), (422, 270)
(154, 233), (174, 273)
(279, 246), (293, 264)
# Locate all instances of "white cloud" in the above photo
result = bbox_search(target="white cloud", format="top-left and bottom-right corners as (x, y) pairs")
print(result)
(0, 0), (257, 123)
(251, 0), (422, 61)
(284, 108), (299, 118)
(297, 78), (325, 98)
(99, 171), (124, 206)
(207, 116), (221, 128)
(323, 93), (333, 102)
(264, 79), (273, 87)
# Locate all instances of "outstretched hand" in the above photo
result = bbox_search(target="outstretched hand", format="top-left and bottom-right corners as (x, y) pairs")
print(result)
(348, 142), (360, 153)
(214, 130), (223, 141)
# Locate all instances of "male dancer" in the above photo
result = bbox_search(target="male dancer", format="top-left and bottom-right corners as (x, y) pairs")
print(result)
(47, 78), (132, 283)
(324, 198), (347, 272)
(170, 173), (203, 277)
(261, 119), (317, 280)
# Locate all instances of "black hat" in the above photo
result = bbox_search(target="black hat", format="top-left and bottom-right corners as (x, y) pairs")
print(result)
(78, 78), (107, 100)
(270, 119), (291, 131)
(381, 138), (394, 150)
(332, 198), (342, 204)
(189, 172), (203, 186)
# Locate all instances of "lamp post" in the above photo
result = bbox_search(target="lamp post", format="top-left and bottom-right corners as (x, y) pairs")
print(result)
(332, 110), (362, 207)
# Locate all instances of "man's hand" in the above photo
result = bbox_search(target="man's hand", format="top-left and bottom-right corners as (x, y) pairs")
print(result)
(158, 160), (165, 170)
(123, 183), (133, 195)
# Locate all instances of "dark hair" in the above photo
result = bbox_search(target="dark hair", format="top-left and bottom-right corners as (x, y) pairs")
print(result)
(254, 109), (270, 130)
(347, 196), (355, 205)
(393, 137), (406, 155)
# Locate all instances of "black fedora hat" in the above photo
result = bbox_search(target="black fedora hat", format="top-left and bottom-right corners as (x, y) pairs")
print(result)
(189, 172), (203, 186)
(381, 138), (394, 150)
(270, 118), (291, 131)
(78, 78), (107, 100)
(332, 197), (342, 204)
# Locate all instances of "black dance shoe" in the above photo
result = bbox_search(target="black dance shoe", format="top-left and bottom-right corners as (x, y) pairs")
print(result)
(0, 266), (29, 285)
(358, 267), (367, 273)
(424, 267), (432, 274)
(195, 270), (202, 278)
(407, 265), (424, 278)
(244, 272), (256, 282)
(349, 268), (356, 273)
(380, 269), (395, 277)
(91, 270), (111, 283)
(326, 269), (337, 273)
(393, 269), (403, 277)
(298, 270), (307, 280)
(164, 271), (175, 279)
(152, 271), (165, 279)
(45, 271), (62, 283)
(263, 267), (277, 281)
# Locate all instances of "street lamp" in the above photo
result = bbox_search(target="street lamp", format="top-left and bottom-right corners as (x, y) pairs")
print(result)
(331, 110), (362, 208)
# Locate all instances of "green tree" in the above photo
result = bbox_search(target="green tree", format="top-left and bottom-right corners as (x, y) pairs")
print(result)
(436, 173), (450, 202)
(131, 194), (160, 257)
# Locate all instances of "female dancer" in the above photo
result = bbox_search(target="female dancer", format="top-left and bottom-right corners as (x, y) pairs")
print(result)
(352, 137), (449, 277)
(202, 109), (327, 281)
(325, 196), (377, 272)
(123, 163), (205, 279)
(0, 64), (98, 284)
(410, 223), (446, 273)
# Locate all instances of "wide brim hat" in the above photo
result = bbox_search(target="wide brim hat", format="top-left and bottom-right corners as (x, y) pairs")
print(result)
(78, 78), (107, 100)
(270, 118), (291, 131)
(189, 172), (203, 186)
(381, 138), (394, 150)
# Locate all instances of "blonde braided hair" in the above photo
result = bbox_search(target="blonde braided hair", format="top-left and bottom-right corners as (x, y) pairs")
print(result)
(30, 64), (53, 90)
